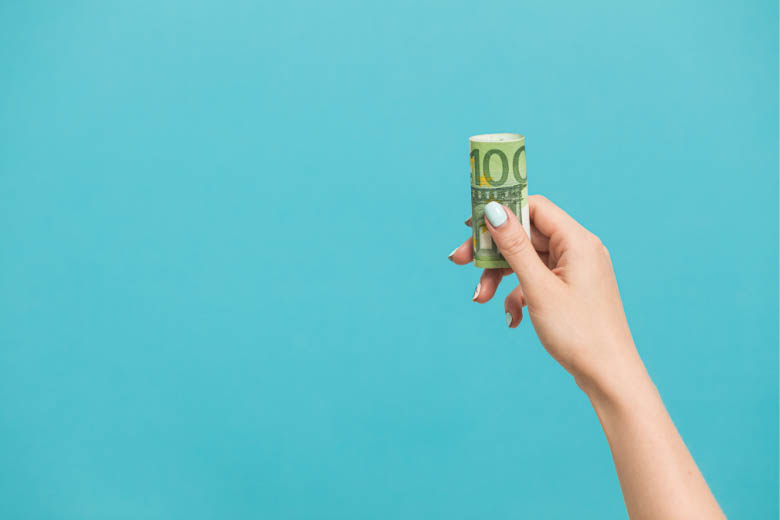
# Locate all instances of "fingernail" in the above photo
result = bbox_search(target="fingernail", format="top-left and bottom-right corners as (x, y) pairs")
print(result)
(447, 248), (457, 262)
(506, 312), (513, 327)
(485, 201), (507, 228)
(472, 282), (481, 301)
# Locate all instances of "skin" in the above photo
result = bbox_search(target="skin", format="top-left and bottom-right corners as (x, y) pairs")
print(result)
(449, 195), (725, 520)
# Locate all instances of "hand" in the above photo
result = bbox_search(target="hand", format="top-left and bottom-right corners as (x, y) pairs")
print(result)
(449, 195), (641, 393)
(450, 195), (725, 519)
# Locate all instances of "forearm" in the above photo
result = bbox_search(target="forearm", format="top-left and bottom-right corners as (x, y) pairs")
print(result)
(582, 348), (725, 520)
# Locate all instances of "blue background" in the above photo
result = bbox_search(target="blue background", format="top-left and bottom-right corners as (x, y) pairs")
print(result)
(1, 1), (777, 518)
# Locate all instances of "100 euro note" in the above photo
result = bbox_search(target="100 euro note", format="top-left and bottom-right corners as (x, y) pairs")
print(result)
(470, 133), (530, 268)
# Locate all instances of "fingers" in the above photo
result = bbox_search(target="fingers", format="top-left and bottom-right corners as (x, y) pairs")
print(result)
(449, 216), (475, 264)
(448, 237), (474, 265)
(473, 268), (512, 304)
(504, 285), (526, 328)
(530, 224), (549, 252)
(483, 201), (562, 301)
(528, 195), (580, 239)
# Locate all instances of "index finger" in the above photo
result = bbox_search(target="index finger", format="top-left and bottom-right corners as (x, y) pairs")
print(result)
(528, 195), (580, 238)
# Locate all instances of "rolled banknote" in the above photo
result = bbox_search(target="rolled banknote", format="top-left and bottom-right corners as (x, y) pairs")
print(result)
(470, 133), (530, 268)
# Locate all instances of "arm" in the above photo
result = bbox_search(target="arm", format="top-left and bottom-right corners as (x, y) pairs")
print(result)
(449, 196), (724, 520)
(585, 350), (724, 520)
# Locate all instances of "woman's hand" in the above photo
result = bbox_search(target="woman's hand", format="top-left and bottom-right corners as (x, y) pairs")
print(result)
(448, 195), (640, 394)
(449, 194), (725, 520)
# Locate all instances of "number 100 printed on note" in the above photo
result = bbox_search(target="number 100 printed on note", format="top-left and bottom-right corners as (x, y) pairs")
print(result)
(469, 133), (530, 269)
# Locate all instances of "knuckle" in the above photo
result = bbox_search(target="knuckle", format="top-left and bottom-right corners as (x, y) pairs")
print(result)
(571, 230), (603, 254)
(587, 232), (603, 249)
(501, 231), (531, 258)
(584, 233), (613, 261)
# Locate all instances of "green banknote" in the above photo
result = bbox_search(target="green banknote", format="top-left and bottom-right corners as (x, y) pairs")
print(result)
(470, 133), (530, 268)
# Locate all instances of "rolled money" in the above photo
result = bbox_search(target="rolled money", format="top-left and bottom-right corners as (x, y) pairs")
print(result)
(470, 133), (530, 268)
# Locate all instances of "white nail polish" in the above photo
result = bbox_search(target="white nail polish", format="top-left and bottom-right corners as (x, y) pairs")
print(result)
(472, 283), (481, 301)
(485, 201), (507, 227)
(448, 248), (457, 261)
(506, 312), (513, 327)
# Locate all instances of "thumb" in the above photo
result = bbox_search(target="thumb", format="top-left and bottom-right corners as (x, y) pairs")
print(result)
(483, 201), (559, 301)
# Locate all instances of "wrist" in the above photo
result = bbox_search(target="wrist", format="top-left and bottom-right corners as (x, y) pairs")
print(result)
(574, 343), (655, 410)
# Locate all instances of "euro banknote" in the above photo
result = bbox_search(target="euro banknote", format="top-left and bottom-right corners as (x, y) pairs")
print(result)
(470, 133), (530, 268)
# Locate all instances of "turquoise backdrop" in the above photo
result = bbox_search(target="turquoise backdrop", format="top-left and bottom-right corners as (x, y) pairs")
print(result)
(1, 1), (777, 518)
